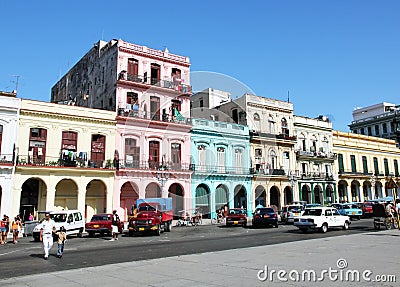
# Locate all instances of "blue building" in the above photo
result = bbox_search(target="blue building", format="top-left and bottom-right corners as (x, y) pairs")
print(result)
(190, 118), (252, 218)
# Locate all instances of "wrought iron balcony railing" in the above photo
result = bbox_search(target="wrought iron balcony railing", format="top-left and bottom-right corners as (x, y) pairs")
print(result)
(118, 73), (192, 94)
(189, 164), (251, 175)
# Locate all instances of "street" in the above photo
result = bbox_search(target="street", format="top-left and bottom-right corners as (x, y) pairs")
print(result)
(0, 218), (376, 280)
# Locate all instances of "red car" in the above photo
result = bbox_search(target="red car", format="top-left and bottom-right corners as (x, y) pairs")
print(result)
(85, 213), (123, 237)
(225, 208), (247, 227)
(362, 202), (374, 217)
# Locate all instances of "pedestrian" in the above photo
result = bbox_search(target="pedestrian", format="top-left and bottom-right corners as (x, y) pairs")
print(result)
(0, 217), (6, 245)
(110, 210), (120, 241)
(28, 213), (34, 221)
(56, 226), (67, 258)
(11, 216), (22, 244)
(39, 212), (56, 260)
(1, 215), (10, 245)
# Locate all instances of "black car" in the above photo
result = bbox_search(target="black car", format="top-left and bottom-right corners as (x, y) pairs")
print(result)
(252, 207), (278, 228)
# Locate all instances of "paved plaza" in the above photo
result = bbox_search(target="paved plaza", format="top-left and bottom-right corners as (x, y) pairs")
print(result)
(1, 229), (399, 287)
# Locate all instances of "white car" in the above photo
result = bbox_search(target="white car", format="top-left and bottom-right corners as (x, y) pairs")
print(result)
(281, 204), (304, 224)
(33, 210), (85, 241)
(293, 207), (351, 233)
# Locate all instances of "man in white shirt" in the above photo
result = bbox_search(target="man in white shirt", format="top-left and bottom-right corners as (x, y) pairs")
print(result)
(39, 212), (56, 260)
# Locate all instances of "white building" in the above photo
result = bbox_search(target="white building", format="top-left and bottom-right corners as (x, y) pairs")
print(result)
(0, 91), (20, 217)
(294, 115), (336, 204)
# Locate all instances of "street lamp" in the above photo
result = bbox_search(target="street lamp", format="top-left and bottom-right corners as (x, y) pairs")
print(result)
(156, 166), (170, 198)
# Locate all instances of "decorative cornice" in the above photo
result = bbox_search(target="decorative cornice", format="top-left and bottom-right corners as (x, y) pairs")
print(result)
(20, 109), (116, 127)
(118, 47), (191, 68)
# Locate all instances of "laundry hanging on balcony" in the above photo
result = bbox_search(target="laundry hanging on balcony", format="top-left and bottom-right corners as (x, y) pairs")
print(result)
(174, 108), (184, 122)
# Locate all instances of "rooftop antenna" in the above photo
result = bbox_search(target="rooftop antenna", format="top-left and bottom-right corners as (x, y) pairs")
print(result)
(287, 90), (290, 102)
(11, 75), (20, 95)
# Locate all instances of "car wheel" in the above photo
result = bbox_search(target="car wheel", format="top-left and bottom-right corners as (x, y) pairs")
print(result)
(374, 222), (380, 230)
(166, 221), (172, 232)
(176, 221), (181, 227)
(320, 224), (328, 233)
(128, 230), (134, 237)
(77, 228), (84, 238)
(343, 221), (349, 230)
(88, 231), (95, 237)
(274, 223), (279, 228)
(243, 222), (247, 228)
(300, 228), (308, 233)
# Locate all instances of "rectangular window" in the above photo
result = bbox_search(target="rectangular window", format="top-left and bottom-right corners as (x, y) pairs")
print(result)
(373, 157), (379, 176)
(360, 128), (365, 135)
(0, 124), (3, 155)
(382, 123), (388, 134)
(197, 145), (206, 172)
(171, 143), (181, 169)
(362, 156), (368, 174)
(127, 58), (139, 78)
(235, 149), (243, 173)
(150, 96), (160, 120)
(217, 147), (226, 173)
(148, 141), (160, 168)
(125, 138), (140, 167)
(338, 154), (344, 173)
(384, 158), (389, 176)
(375, 125), (380, 135)
(367, 126), (372, 136)
(394, 159), (399, 177)
(350, 155), (356, 173)
(91, 134), (106, 167)
(29, 128), (47, 164)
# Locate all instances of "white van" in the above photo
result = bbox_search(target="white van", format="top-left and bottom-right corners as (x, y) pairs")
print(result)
(32, 210), (85, 241)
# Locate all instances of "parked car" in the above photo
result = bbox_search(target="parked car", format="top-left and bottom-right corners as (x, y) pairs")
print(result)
(304, 203), (323, 209)
(281, 204), (305, 224)
(362, 201), (374, 217)
(252, 207), (278, 228)
(226, 208), (247, 227)
(294, 207), (351, 233)
(329, 203), (363, 220)
(85, 213), (124, 237)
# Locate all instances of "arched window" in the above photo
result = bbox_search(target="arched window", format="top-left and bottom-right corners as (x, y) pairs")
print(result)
(268, 115), (275, 133)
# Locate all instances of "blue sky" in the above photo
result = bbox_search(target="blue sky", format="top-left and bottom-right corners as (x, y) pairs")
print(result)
(1, 1), (399, 131)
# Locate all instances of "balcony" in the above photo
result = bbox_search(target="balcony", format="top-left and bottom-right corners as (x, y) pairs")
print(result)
(250, 168), (286, 176)
(118, 73), (192, 94)
(118, 160), (191, 172)
(118, 107), (191, 125)
(296, 150), (337, 159)
(0, 154), (14, 166)
(299, 172), (335, 181)
(16, 155), (107, 169)
(189, 164), (251, 175)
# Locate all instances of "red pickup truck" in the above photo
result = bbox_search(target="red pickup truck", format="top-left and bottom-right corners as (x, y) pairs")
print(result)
(128, 198), (173, 236)
(85, 213), (123, 237)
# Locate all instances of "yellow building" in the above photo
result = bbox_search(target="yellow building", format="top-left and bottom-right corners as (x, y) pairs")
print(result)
(13, 99), (116, 222)
(333, 130), (400, 202)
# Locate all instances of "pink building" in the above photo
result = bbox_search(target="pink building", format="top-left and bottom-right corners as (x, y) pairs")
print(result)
(52, 39), (193, 220)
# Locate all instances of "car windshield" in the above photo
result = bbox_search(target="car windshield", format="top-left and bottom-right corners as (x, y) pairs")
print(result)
(229, 209), (246, 215)
(302, 209), (322, 216)
(91, 215), (110, 221)
(288, 206), (304, 211)
(139, 205), (157, 212)
(256, 208), (274, 214)
(50, 213), (67, 222)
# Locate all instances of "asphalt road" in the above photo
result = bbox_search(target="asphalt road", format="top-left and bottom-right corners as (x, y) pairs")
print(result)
(0, 219), (377, 280)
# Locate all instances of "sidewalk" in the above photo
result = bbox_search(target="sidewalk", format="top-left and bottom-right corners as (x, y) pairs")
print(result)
(1, 229), (399, 286)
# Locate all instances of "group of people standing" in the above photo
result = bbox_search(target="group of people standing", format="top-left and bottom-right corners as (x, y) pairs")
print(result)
(39, 212), (67, 260)
(0, 214), (23, 244)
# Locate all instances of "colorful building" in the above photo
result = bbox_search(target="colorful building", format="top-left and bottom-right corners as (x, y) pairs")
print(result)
(13, 99), (116, 221)
(333, 130), (400, 202)
(190, 118), (252, 217)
